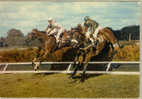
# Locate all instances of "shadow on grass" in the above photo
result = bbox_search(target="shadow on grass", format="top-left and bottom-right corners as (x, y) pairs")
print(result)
(33, 73), (56, 76)
(68, 74), (103, 83)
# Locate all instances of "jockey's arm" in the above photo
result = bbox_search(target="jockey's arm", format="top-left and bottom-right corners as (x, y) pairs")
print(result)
(46, 25), (52, 34)
(46, 28), (50, 34)
(48, 28), (57, 35)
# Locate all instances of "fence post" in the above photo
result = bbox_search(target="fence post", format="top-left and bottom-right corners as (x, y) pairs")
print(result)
(3, 64), (8, 72)
(106, 62), (111, 71)
(66, 63), (72, 73)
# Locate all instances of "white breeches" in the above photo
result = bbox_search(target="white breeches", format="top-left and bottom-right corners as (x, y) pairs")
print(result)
(46, 28), (57, 36)
(56, 29), (63, 43)
(85, 26), (102, 42)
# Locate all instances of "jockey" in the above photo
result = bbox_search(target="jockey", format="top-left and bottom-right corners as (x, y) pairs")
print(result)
(56, 24), (64, 43)
(84, 16), (102, 44)
(46, 18), (58, 36)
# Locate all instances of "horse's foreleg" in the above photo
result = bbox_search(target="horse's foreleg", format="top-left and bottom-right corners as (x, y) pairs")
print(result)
(81, 62), (88, 82)
(70, 63), (79, 78)
(70, 54), (79, 78)
(32, 47), (42, 71)
(34, 62), (41, 71)
(81, 53), (91, 82)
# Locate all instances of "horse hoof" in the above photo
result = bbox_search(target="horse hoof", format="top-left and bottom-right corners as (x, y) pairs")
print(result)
(80, 78), (85, 82)
(34, 68), (37, 71)
(68, 75), (73, 79)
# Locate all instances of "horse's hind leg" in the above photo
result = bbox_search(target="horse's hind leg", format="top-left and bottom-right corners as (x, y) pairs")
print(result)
(117, 41), (123, 48)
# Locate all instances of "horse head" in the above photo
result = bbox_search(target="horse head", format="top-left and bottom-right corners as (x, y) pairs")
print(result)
(58, 30), (72, 48)
(26, 29), (47, 44)
(70, 29), (86, 48)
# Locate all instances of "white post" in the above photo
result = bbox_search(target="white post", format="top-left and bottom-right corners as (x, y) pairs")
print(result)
(106, 62), (111, 72)
(66, 63), (72, 73)
(3, 64), (8, 72)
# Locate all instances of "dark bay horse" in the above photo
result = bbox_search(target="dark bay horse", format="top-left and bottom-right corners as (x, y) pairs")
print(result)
(70, 27), (122, 82)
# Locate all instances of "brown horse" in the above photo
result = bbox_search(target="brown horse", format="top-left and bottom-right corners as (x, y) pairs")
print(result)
(26, 29), (57, 70)
(70, 27), (121, 82)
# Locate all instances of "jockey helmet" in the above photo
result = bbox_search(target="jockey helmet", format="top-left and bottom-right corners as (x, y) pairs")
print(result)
(84, 16), (90, 21)
(48, 17), (53, 21)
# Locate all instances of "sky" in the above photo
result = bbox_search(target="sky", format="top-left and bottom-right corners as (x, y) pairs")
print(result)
(0, 2), (140, 37)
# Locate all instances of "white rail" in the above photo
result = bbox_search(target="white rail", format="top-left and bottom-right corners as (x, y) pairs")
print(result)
(0, 61), (140, 65)
(0, 61), (140, 75)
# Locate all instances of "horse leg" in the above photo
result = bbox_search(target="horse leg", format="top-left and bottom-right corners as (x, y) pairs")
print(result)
(81, 62), (88, 82)
(70, 62), (80, 79)
(108, 33), (122, 49)
(34, 62), (41, 71)
(70, 54), (80, 78)
(33, 47), (43, 71)
(32, 47), (41, 69)
(117, 41), (123, 48)
(81, 52), (91, 82)
(104, 30), (123, 49)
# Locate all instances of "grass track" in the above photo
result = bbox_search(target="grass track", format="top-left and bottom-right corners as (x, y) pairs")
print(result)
(0, 73), (139, 98)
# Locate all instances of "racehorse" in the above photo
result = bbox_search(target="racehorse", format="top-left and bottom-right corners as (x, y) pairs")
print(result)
(70, 27), (122, 82)
(26, 29), (57, 70)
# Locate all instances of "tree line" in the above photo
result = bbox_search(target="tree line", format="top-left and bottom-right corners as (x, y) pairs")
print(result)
(109, 25), (139, 41)
(0, 25), (140, 47)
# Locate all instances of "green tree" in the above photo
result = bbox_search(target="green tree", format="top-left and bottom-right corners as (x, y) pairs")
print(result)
(6, 29), (25, 47)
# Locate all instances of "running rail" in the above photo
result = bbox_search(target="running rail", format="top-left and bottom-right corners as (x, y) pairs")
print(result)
(0, 61), (140, 75)
(0, 61), (140, 65)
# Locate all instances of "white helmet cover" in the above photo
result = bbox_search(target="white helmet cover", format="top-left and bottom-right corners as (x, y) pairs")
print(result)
(48, 17), (53, 21)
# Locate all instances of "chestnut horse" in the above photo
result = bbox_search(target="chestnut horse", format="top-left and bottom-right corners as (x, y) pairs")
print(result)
(26, 29), (57, 70)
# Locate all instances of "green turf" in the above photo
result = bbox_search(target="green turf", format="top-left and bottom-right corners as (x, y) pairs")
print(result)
(0, 74), (139, 98)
